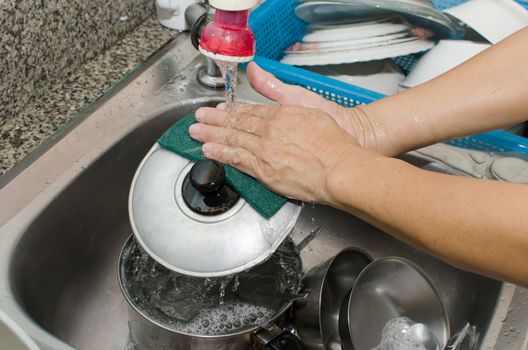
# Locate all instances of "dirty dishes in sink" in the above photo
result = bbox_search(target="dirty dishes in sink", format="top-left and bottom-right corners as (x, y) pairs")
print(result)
(340, 257), (449, 350)
(294, 248), (372, 350)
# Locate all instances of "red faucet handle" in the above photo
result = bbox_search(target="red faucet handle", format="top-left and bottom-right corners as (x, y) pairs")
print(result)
(199, 9), (256, 63)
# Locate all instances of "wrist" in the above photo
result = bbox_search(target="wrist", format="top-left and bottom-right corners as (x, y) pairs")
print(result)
(324, 147), (384, 209)
(345, 105), (392, 155)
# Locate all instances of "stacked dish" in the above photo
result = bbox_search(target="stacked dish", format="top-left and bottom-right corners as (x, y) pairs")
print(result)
(281, 0), (460, 66)
(281, 17), (436, 66)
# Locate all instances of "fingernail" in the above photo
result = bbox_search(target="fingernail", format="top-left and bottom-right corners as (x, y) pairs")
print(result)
(195, 108), (205, 121)
(217, 103), (227, 111)
(188, 123), (200, 137)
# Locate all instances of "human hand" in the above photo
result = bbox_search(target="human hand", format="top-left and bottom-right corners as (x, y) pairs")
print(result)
(246, 62), (386, 153)
(190, 104), (365, 204)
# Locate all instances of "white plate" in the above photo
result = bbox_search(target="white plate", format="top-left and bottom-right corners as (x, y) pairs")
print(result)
(444, 0), (528, 44)
(281, 39), (434, 66)
(287, 32), (410, 51)
(303, 21), (411, 42)
(286, 35), (416, 54)
(401, 40), (490, 88)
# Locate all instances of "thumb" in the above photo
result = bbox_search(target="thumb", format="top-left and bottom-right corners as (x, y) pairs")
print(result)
(247, 62), (301, 104)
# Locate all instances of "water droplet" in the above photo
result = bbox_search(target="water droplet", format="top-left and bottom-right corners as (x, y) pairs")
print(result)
(232, 275), (240, 292)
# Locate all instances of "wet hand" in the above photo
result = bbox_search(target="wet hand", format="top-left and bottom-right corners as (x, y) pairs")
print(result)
(190, 104), (361, 203)
(246, 62), (386, 153)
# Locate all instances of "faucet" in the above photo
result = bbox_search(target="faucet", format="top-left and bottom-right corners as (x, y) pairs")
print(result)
(185, 0), (257, 88)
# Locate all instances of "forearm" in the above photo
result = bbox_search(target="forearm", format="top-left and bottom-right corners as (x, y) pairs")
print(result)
(359, 27), (528, 156)
(328, 153), (528, 286)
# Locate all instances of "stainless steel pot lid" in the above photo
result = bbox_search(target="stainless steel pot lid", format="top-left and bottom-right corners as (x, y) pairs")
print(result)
(129, 143), (301, 277)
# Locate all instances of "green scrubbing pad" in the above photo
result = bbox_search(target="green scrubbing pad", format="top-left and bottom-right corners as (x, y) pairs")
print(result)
(158, 114), (287, 219)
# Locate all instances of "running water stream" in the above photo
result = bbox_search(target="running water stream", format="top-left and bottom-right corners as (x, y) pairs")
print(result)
(215, 60), (239, 113)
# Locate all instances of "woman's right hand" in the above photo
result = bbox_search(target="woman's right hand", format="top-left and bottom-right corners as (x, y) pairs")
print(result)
(245, 62), (389, 154)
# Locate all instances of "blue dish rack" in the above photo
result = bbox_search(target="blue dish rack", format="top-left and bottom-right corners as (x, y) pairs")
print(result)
(248, 0), (528, 155)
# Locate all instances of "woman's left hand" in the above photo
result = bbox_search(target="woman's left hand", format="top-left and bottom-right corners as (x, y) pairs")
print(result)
(189, 104), (364, 204)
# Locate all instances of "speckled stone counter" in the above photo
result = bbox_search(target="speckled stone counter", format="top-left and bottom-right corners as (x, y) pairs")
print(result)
(0, 16), (179, 176)
(1, 0), (155, 124)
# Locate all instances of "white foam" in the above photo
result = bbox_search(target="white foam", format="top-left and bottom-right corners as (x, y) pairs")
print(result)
(170, 302), (275, 335)
(372, 317), (439, 350)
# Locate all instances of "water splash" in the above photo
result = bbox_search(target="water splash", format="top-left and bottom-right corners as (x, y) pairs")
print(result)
(122, 238), (301, 336)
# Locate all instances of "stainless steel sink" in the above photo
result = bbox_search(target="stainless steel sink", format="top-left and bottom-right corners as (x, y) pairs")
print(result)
(1, 34), (527, 350)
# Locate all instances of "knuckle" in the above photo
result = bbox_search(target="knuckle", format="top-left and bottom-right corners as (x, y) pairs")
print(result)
(224, 131), (237, 146)
(243, 118), (258, 134)
(230, 150), (242, 166)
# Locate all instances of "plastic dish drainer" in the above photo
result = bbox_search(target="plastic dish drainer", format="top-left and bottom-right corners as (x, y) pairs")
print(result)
(248, 0), (528, 155)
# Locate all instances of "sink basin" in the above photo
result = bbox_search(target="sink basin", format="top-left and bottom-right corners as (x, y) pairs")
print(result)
(0, 34), (527, 350)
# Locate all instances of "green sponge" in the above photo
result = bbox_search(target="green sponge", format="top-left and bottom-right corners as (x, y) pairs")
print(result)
(158, 114), (287, 219)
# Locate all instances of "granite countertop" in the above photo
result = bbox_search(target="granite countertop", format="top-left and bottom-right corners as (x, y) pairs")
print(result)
(0, 15), (179, 177)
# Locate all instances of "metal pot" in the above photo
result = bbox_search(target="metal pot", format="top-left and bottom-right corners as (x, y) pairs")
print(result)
(118, 235), (305, 350)
(293, 248), (372, 350)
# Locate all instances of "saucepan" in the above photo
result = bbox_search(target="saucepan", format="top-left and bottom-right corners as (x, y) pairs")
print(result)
(118, 235), (306, 350)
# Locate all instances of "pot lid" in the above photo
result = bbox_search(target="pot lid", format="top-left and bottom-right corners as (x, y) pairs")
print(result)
(129, 143), (301, 277)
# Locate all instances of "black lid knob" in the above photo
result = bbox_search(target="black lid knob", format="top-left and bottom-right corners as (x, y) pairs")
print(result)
(182, 160), (240, 216)
(189, 159), (225, 193)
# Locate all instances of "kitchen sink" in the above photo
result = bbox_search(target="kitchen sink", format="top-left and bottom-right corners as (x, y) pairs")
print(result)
(0, 34), (527, 350)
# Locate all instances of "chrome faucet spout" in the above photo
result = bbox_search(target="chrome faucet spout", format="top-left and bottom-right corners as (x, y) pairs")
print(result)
(185, 3), (225, 88)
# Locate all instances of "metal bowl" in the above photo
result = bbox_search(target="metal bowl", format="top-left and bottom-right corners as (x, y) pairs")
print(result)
(294, 248), (371, 350)
(340, 257), (449, 350)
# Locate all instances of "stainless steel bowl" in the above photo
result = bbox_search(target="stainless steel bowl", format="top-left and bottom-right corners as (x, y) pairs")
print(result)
(294, 248), (371, 350)
(340, 257), (449, 350)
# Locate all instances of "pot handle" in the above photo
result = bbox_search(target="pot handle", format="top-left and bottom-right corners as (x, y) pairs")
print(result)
(252, 323), (305, 350)
(264, 331), (305, 350)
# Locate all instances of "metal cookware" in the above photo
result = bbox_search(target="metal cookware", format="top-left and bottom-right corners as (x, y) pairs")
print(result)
(129, 145), (301, 277)
(118, 235), (304, 350)
(340, 257), (449, 350)
(294, 248), (372, 350)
